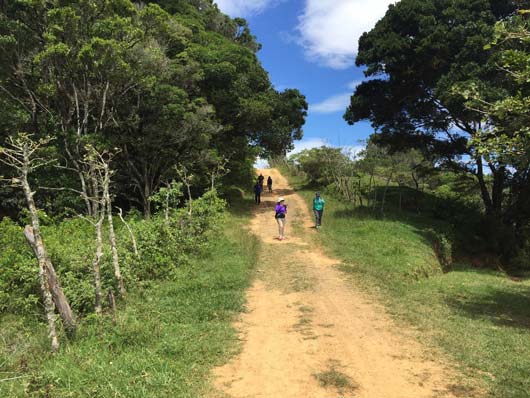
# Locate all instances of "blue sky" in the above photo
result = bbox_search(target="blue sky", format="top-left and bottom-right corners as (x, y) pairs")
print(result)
(214, 0), (396, 155)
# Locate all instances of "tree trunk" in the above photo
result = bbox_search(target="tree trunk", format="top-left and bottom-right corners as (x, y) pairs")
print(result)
(24, 226), (76, 337)
(117, 207), (139, 258)
(104, 174), (125, 297)
(358, 178), (364, 207)
(368, 172), (375, 209)
(164, 182), (170, 225)
(21, 174), (60, 352)
(186, 183), (193, 217)
(143, 173), (152, 219)
(93, 209), (105, 315)
(491, 165), (506, 217)
(106, 200), (125, 297)
(476, 157), (494, 215)
(381, 172), (393, 214)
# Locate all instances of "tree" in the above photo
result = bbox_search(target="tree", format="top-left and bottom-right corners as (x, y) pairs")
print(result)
(0, 134), (76, 351)
(0, 0), (307, 220)
(456, 9), (530, 253)
(344, 0), (519, 219)
(81, 145), (125, 311)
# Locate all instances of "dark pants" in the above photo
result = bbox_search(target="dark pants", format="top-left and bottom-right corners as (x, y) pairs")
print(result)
(255, 193), (261, 204)
(314, 209), (323, 226)
(267, 184), (272, 193)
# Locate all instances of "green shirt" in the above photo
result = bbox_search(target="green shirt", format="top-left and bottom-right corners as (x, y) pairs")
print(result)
(313, 197), (325, 211)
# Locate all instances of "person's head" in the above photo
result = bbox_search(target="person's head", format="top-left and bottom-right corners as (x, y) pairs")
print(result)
(278, 197), (284, 204)
(315, 192), (321, 198)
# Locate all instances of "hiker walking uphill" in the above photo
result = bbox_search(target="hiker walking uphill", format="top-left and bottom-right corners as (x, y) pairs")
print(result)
(254, 181), (262, 205)
(275, 197), (287, 240)
(216, 168), (461, 398)
(313, 192), (325, 228)
(267, 176), (273, 193)
(258, 173), (265, 190)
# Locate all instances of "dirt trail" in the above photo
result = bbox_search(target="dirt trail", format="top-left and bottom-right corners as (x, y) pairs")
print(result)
(214, 169), (468, 398)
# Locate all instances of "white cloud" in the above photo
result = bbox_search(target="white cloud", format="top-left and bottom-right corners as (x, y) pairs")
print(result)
(214, 0), (282, 17)
(297, 0), (396, 69)
(311, 93), (351, 114)
(288, 137), (329, 155)
(347, 80), (363, 90)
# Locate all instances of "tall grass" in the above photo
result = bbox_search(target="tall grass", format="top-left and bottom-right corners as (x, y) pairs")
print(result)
(0, 200), (258, 397)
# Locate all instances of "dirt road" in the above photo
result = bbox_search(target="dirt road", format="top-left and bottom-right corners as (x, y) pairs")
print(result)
(214, 169), (467, 398)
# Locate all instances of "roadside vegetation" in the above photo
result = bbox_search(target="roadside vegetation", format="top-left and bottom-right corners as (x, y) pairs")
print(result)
(1, 196), (258, 397)
(277, 5), (530, 394)
(0, 1), (293, 396)
(279, 160), (530, 397)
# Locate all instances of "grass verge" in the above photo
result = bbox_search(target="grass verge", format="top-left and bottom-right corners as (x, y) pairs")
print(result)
(0, 200), (258, 398)
(285, 171), (530, 398)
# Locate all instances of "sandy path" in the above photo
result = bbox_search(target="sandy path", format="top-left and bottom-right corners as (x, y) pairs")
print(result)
(213, 169), (469, 398)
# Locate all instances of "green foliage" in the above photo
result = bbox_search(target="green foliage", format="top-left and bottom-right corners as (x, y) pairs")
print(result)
(0, 207), (259, 397)
(0, 0), (307, 217)
(0, 218), (39, 313)
(424, 228), (453, 272)
(345, 0), (529, 265)
(0, 190), (227, 315)
(287, 172), (530, 397)
(291, 146), (350, 186)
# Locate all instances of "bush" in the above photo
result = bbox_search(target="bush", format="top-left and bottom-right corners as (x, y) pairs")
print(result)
(0, 190), (227, 316)
(0, 218), (39, 314)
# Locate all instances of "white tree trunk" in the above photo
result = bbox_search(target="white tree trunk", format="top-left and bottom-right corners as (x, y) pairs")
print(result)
(93, 209), (105, 315)
(21, 174), (59, 352)
(104, 167), (125, 297)
(24, 226), (76, 337)
(117, 207), (139, 258)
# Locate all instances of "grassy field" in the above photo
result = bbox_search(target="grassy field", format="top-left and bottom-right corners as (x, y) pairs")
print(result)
(285, 172), (530, 398)
(0, 200), (258, 398)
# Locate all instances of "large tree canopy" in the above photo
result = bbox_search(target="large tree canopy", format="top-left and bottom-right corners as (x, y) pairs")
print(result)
(0, 0), (307, 216)
(344, 0), (523, 220)
(344, 0), (529, 258)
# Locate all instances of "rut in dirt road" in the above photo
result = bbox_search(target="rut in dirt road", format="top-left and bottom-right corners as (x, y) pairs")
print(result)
(213, 169), (475, 398)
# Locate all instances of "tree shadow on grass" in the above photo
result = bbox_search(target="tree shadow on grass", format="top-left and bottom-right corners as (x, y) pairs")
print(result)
(445, 279), (530, 330)
(332, 185), (490, 256)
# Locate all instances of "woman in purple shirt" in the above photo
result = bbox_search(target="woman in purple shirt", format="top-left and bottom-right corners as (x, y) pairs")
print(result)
(274, 197), (287, 241)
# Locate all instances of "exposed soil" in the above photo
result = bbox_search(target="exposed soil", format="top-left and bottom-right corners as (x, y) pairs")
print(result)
(213, 168), (474, 398)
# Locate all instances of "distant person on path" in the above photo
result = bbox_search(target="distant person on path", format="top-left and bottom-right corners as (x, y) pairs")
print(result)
(313, 192), (325, 228)
(275, 197), (287, 240)
(254, 181), (262, 205)
(258, 173), (265, 190)
(267, 176), (273, 193)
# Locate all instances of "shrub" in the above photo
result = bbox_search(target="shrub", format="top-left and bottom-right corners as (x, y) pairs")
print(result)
(0, 190), (227, 316)
(0, 218), (39, 314)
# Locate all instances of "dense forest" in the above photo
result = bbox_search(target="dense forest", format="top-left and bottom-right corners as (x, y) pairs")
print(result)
(0, 0), (307, 356)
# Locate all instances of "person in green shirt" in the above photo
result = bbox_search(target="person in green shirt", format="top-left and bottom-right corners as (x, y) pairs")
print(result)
(313, 192), (325, 228)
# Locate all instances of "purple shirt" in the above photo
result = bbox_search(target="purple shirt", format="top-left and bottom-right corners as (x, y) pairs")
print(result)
(275, 204), (287, 217)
